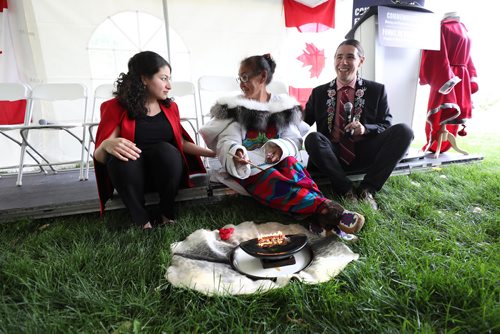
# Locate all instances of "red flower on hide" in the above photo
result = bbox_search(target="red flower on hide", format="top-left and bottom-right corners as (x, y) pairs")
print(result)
(219, 227), (234, 240)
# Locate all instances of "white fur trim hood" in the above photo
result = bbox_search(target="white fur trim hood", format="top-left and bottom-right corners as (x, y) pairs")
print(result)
(209, 93), (303, 132)
(214, 94), (300, 113)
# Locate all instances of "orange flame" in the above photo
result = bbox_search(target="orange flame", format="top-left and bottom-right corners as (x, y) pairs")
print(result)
(257, 231), (288, 248)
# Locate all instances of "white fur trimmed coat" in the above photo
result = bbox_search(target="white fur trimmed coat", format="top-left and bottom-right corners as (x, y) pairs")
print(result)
(199, 94), (310, 179)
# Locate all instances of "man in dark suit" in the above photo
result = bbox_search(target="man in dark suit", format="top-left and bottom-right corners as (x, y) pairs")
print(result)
(304, 39), (413, 210)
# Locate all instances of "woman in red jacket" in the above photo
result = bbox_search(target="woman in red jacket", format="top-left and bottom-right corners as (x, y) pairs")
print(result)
(94, 51), (214, 230)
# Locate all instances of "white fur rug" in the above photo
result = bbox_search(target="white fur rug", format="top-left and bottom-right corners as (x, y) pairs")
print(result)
(165, 221), (359, 296)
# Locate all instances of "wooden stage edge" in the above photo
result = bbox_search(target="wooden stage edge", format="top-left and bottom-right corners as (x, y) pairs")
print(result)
(0, 152), (484, 223)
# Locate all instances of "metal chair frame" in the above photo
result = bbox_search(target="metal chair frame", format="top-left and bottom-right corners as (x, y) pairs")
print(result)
(171, 81), (201, 145)
(197, 75), (240, 125)
(0, 83), (54, 177)
(82, 83), (115, 180)
(17, 83), (89, 186)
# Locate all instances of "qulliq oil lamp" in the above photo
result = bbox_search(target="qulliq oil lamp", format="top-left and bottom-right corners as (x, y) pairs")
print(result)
(230, 232), (313, 279)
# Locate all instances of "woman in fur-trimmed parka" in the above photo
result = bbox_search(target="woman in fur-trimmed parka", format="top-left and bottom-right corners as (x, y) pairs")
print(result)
(200, 54), (365, 236)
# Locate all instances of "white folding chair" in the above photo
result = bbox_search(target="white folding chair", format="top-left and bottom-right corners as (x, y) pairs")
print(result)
(17, 83), (88, 186)
(82, 83), (115, 180)
(197, 77), (289, 122)
(197, 75), (240, 125)
(268, 80), (289, 95)
(170, 81), (200, 144)
(0, 83), (52, 176)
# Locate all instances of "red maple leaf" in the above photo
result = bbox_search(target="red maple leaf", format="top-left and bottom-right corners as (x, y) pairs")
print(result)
(297, 43), (325, 78)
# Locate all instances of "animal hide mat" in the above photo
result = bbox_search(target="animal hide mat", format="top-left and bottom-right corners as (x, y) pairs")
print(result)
(165, 221), (359, 295)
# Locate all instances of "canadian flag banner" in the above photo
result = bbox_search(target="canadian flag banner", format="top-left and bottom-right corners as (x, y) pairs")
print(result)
(282, 0), (336, 108)
(289, 86), (313, 109)
(283, 0), (336, 32)
(0, 0), (26, 125)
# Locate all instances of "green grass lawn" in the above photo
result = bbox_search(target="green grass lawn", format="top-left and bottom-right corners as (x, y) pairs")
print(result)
(1, 130), (499, 333)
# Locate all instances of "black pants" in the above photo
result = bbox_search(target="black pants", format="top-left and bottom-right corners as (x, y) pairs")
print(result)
(106, 142), (183, 225)
(304, 123), (414, 195)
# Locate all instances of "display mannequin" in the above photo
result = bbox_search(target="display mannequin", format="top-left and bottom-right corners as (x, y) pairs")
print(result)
(419, 11), (478, 158)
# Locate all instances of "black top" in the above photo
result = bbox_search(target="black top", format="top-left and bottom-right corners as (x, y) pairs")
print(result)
(134, 112), (174, 150)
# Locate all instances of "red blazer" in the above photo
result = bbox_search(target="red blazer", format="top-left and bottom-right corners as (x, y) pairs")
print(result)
(94, 98), (205, 215)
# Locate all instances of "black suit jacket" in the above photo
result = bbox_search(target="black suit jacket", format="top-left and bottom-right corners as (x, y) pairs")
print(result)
(304, 78), (392, 139)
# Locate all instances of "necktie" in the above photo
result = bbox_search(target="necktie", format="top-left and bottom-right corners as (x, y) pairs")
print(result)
(332, 87), (356, 165)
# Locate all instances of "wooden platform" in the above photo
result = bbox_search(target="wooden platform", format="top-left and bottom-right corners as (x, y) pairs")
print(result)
(0, 151), (483, 223)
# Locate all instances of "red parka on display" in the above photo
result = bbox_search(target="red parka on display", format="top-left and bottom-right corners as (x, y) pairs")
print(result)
(419, 14), (478, 153)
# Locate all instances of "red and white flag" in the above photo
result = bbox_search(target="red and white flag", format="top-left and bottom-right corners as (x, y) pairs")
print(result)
(282, 0), (336, 107)
(283, 0), (336, 32)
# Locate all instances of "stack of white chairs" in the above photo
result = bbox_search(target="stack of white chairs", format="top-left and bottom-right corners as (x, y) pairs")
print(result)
(0, 82), (52, 177)
(82, 83), (115, 180)
(197, 76), (289, 123)
(267, 80), (288, 95)
(4, 78), (290, 185)
(197, 75), (241, 125)
(17, 83), (88, 186)
(170, 81), (201, 145)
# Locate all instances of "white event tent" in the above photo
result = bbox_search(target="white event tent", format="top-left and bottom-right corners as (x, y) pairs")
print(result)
(0, 0), (492, 171)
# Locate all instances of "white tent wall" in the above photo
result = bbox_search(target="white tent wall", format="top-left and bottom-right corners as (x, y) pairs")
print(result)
(1, 0), (168, 169)
(168, 0), (286, 79)
(165, 0), (353, 82)
(7, 0), (41, 84)
(0, 0), (42, 169)
(20, 0), (167, 167)
(3, 0), (492, 170)
(2, 0), (355, 169)
(31, 0), (166, 84)
(28, 0), (355, 87)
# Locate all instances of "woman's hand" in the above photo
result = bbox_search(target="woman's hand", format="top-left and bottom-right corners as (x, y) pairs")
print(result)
(265, 142), (282, 164)
(103, 137), (141, 161)
(207, 149), (216, 158)
(182, 139), (216, 157)
(232, 149), (249, 167)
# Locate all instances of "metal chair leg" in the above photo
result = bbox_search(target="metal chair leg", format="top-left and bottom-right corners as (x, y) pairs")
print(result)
(78, 127), (87, 181)
(16, 135), (28, 186)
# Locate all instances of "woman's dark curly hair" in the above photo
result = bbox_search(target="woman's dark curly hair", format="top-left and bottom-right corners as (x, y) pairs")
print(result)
(114, 51), (172, 119)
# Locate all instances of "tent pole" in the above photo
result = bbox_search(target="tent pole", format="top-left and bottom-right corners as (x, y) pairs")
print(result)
(162, 0), (171, 64)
